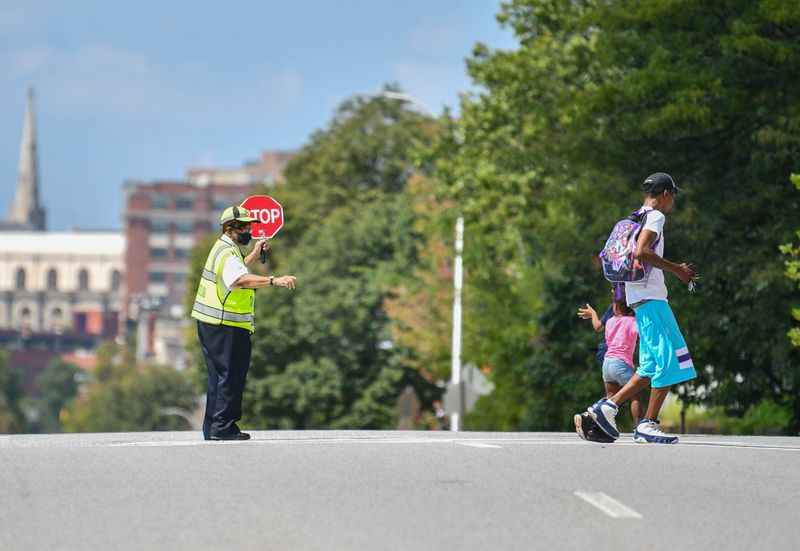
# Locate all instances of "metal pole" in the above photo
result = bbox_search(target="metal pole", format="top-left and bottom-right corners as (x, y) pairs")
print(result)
(450, 216), (464, 431)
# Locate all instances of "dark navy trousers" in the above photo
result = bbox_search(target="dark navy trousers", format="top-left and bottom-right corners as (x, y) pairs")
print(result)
(197, 321), (252, 439)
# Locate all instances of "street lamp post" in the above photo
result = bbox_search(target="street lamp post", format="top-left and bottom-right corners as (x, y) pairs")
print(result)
(450, 216), (464, 431)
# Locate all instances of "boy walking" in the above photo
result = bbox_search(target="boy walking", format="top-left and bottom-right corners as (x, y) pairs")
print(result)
(579, 172), (697, 444)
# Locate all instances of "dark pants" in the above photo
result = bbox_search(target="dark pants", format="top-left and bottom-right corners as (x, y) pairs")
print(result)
(197, 321), (252, 440)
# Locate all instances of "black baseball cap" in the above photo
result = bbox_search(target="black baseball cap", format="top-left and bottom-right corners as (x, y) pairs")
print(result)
(642, 172), (680, 195)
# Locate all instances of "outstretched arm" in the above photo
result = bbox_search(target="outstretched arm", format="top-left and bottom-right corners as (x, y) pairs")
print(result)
(577, 304), (603, 332)
(233, 274), (297, 289)
(635, 229), (696, 284)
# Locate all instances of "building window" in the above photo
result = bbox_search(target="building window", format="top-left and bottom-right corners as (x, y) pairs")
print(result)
(151, 219), (171, 232)
(20, 306), (31, 329)
(175, 220), (194, 233)
(47, 268), (58, 290)
(111, 270), (122, 291)
(51, 307), (64, 332)
(15, 268), (26, 290)
(148, 272), (167, 283)
(151, 194), (170, 209)
(150, 247), (169, 259)
(175, 197), (195, 210)
(174, 248), (192, 259)
(78, 269), (90, 291)
(74, 312), (87, 334)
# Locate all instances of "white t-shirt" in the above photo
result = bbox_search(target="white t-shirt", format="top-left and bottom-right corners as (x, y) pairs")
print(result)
(625, 206), (668, 305)
(222, 255), (249, 290)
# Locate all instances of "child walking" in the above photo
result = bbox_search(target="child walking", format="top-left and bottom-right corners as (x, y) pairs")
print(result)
(577, 287), (643, 426)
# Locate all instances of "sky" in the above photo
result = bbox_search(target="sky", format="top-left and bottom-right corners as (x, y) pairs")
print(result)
(0, 1), (517, 231)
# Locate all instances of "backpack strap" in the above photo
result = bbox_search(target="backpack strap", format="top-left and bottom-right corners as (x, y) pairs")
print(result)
(630, 208), (662, 248)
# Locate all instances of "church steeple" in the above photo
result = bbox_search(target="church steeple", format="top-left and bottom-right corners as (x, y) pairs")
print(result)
(8, 87), (46, 231)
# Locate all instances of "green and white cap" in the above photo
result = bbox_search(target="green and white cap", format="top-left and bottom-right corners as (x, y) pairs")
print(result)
(219, 205), (258, 225)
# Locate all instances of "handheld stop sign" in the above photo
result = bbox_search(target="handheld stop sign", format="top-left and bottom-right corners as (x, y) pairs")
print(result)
(240, 195), (285, 263)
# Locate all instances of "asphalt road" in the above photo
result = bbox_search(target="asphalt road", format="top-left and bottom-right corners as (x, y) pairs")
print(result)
(1, 431), (799, 551)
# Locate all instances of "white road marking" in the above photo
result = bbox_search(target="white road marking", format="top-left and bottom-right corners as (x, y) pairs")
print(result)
(456, 442), (502, 449)
(109, 441), (217, 447)
(78, 435), (800, 452)
(574, 491), (643, 519)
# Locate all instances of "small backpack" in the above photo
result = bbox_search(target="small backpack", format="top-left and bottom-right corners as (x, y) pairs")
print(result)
(599, 209), (661, 283)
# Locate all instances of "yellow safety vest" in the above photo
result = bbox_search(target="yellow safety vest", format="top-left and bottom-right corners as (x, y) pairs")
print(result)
(191, 235), (255, 332)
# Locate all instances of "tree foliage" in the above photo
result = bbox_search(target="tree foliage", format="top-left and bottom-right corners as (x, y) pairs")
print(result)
(0, 351), (25, 433)
(782, 174), (800, 348)
(432, 0), (800, 431)
(62, 343), (197, 432)
(28, 360), (81, 433)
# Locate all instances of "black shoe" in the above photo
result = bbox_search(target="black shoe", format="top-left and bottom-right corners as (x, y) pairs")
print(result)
(210, 432), (251, 441)
(574, 413), (615, 443)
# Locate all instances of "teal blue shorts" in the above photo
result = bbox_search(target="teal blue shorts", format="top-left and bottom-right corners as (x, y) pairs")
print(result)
(635, 300), (697, 388)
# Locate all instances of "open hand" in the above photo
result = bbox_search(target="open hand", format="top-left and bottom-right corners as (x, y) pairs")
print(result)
(274, 275), (297, 289)
(577, 303), (596, 319)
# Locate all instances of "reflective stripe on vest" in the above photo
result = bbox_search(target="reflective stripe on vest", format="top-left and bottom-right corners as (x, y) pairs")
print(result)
(191, 302), (254, 324)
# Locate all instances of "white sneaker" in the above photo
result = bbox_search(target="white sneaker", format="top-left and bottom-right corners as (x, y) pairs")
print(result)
(588, 399), (619, 439)
(634, 420), (678, 444)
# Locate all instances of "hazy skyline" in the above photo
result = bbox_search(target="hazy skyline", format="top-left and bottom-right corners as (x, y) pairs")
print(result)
(0, 1), (515, 230)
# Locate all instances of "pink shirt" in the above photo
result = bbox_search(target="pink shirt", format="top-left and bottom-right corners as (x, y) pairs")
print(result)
(604, 315), (638, 368)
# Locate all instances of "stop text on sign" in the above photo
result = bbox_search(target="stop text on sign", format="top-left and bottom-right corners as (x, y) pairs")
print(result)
(254, 208), (282, 224)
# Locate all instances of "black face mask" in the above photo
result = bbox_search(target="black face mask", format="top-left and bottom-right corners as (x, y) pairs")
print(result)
(236, 232), (252, 245)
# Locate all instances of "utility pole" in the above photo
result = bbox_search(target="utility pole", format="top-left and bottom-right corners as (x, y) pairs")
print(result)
(450, 216), (464, 431)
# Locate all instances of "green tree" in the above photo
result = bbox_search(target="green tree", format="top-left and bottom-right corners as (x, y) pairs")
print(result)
(0, 351), (26, 433)
(433, 0), (800, 431)
(384, 174), (456, 382)
(63, 344), (197, 432)
(32, 360), (81, 432)
(245, 195), (428, 428)
(572, 0), (800, 431)
(431, 0), (616, 430)
(781, 174), (800, 348)
(276, 85), (438, 246)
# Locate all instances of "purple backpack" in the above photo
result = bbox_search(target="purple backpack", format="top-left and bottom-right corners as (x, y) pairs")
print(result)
(599, 209), (661, 283)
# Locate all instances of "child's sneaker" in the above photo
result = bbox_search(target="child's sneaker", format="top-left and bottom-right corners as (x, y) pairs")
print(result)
(634, 419), (678, 444)
(588, 399), (619, 439)
(574, 412), (615, 443)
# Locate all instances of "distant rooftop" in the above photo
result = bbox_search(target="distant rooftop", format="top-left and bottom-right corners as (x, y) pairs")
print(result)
(186, 149), (294, 186)
(0, 231), (124, 255)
